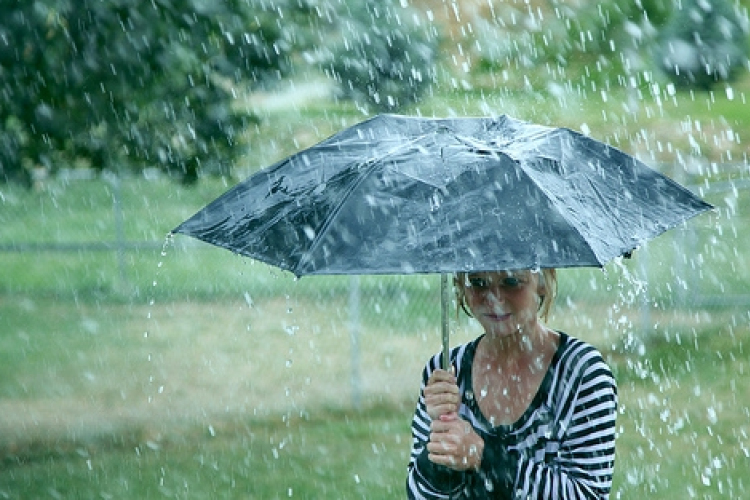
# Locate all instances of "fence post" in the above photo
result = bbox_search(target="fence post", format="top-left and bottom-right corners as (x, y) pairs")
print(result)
(111, 174), (127, 287)
(349, 275), (362, 409)
(639, 247), (651, 338)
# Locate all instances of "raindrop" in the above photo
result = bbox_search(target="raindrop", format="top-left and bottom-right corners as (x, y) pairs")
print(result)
(284, 324), (298, 336)
(707, 407), (718, 424)
(303, 225), (316, 240)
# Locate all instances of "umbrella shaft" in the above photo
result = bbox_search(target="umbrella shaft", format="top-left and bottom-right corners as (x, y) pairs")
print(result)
(441, 273), (450, 370)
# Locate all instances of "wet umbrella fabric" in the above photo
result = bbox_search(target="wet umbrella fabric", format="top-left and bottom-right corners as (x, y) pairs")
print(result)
(173, 114), (712, 276)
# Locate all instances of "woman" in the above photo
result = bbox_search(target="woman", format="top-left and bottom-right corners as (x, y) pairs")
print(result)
(406, 269), (617, 499)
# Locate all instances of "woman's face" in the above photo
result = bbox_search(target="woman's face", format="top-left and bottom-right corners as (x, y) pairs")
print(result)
(461, 270), (543, 338)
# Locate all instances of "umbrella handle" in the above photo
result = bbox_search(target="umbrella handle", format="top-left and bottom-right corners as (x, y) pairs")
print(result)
(441, 273), (450, 370)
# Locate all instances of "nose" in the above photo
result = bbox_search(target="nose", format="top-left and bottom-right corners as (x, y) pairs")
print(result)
(481, 287), (506, 305)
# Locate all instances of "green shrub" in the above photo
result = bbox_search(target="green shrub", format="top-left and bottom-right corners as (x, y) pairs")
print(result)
(319, 0), (440, 112)
(655, 0), (750, 89)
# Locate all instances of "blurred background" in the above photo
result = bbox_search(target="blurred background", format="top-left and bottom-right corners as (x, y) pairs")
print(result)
(1, 0), (749, 498)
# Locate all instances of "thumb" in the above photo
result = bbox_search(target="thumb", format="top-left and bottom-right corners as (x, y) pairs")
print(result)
(440, 411), (459, 422)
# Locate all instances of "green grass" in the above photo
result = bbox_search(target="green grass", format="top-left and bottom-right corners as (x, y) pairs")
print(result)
(1, 403), (412, 499)
(1, 294), (748, 499)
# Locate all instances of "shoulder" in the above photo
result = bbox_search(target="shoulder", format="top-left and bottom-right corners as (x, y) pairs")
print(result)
(555, 333), (616, 389)
(557, 333), (609, 369)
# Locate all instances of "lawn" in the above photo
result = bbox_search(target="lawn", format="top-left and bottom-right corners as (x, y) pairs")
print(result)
(0, 292), (748, 499)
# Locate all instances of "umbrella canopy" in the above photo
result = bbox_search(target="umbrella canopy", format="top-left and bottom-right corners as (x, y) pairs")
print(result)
(173, 114), (712, 276)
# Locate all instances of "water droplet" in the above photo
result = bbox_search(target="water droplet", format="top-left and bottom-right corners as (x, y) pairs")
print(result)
(707, 406), (718, 424)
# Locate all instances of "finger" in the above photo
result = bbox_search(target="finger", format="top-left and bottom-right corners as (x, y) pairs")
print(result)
(424, 389), (459, 404)
(427, 369), (457, 385)
(424, 384), (459, 402)
(428, 452), (457, 468)
(430, 418), (462, 434)
(439, 411), (459, 422)
(427, 437), (458, 454)
(432, 416), (471, 436)
(426, 407), (454, 422)
(424, 391), (459, 407)
(428, 403), (457, 415)
(425, 377), (458, 389)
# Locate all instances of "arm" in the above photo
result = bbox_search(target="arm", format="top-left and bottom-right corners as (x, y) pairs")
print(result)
(406, 353), (519, 499)
(406, 353), (467, 499)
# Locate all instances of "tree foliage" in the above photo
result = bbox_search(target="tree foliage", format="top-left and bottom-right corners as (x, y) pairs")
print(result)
(317, 0), (440, 112)
(468, 0), (648, 83)
(0, 0), (301, 186)
(655, 0), (749, 89)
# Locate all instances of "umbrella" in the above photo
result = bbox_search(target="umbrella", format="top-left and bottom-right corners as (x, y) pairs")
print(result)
(172, 113), (712, 368)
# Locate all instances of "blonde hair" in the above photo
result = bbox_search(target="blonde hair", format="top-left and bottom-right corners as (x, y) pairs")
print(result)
(454, 268), (558, 322)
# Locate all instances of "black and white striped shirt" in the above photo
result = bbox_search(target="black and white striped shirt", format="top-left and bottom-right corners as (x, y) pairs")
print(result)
(407, 332), (617, 499)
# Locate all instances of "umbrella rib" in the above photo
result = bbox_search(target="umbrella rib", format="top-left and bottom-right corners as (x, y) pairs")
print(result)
(295, 133), (432, 275)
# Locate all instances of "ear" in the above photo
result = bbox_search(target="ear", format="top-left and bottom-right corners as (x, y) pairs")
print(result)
(536, 273), (546, 296)
(536, 276), (546, 312)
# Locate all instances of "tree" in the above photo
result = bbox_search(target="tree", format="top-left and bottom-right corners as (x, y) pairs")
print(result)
(655, 0), (749, 90)
(468, 0), (671, 86)
(317, 0), (441, 112)
(0, 0), (300, 186)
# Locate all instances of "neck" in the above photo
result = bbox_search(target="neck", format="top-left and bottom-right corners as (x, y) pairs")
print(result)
(479, 323), (550, 365)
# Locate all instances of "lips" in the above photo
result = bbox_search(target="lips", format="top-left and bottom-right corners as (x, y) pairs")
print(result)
(484, 312), (511, 322)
